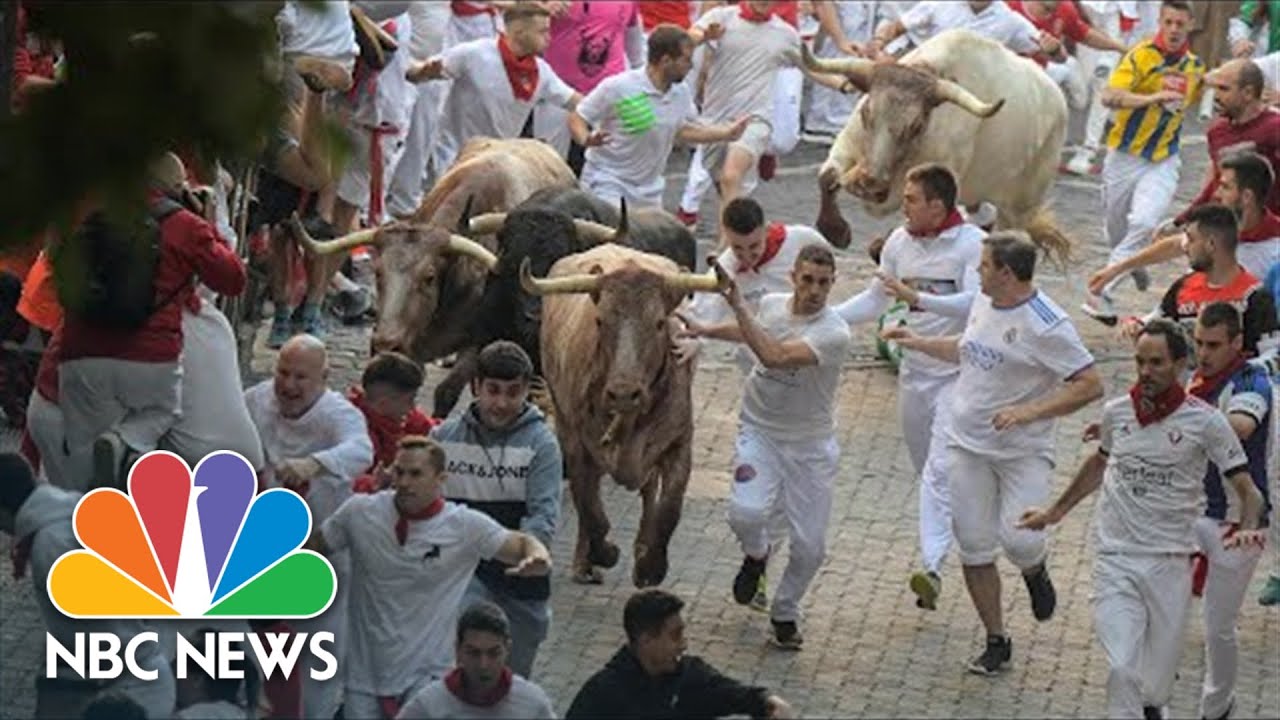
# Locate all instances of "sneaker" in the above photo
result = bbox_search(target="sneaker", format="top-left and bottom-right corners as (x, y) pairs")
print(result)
(295, 303), (326, 339)
(964, 202), (998, 230)
(733, 555), (768, 606)
(967, 635), (1012, 675)
(1081, 293), (1118, 327)
(1064, 150), (1099, 177)
(675, 208), (698, 228)
(92, 431), (133, 491)
(758, 154), (777, 181)
(1023, 564), (1057, 621)
(910, 570), (941, 611)
(267, 311), (293, 349)
(1260, 576), (1280, 606)
(769, 619), (803, 650)
(1143, 705), (1163, 720)
(749, 573), (769, 613)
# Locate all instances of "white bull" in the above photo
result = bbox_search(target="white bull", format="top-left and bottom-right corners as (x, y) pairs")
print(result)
(807, 29), (1071, 262)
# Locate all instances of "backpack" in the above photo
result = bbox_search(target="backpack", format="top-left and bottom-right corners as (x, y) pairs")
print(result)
(52, 197), (185, 331)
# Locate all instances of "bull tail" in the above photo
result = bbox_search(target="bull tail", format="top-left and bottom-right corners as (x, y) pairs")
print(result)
(1024, 206), (1073, 270)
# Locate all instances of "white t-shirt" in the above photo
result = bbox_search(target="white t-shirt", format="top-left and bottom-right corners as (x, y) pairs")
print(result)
(277, 0), (358, 64)
(434, 37), (577, 170)
(900, 0), (1041, 54)
(407, 1), (450, 60)
(1257, 51), (1280, 91)
(1096, 395), (1249, 554)
(694, 5), (800, 123)
(740, 293), (853, 441)
(346, 12), (417, 131)
(690, 226), (832, 373)
(323, 493), (509, 696)
(397, 675), (557, 719)
(946, 290), (1095, 460)
(834, 222), (984, 380)
(578, 68), (697, 206)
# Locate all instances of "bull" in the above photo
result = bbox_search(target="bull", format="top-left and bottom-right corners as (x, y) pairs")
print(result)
(803, 29), (1072, 262)
(286, 137), (576, 415)
(522, 244), (724, 587)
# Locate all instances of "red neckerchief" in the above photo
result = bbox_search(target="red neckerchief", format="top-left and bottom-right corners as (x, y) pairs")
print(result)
(444, 667), (514, 707)
(347, 386), (402, 468)
(910, 209), (965, 240)
(497, 34), (538, 101)
(1188, 355), (1248, 402)
(1129, 382), (1187, 427)
(739, 3), (774, 22)
(10, 535), (33, 580)
(451, 1), (495, 17)
(395, 497), (445, 545)
(1153, 32), (1189, 60)
(738, 223), (786, 272)
(1239, 211), (1280, 244)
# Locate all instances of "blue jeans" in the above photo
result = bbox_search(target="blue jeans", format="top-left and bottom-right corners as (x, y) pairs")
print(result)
(461, 576), (550, 678)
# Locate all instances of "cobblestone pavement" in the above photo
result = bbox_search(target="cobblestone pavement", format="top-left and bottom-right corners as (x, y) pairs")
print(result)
(3, 127), (1278, 718)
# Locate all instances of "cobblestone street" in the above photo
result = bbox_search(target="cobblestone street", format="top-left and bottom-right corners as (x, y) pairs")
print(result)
(3, 133), (1278, 718)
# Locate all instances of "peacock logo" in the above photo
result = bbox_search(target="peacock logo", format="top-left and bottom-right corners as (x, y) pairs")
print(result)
(47, 451), (336, 619)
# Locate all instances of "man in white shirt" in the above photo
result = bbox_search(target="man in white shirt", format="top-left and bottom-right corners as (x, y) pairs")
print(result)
(307, 436), (552, 719)
(1018, 319), (1265, 720)
(570, 24), (748, 209)
(387, 1), (453, 218)
(244, 334), (374, 719)
(679, 244), (853, 650)
(805, 1), (905, 138)
(885, 232), (1104, 675)
(408, 4), (582, 174)
(872, 0), (1049, 57)
(832, 163), (985, 611)
(396, 602), (556, 719)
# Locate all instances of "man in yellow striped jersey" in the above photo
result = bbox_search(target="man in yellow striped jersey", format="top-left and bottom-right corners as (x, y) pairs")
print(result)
(1084, 0), (1206, 325)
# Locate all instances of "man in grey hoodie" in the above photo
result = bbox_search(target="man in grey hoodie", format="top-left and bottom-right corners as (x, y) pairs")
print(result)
(430, 341), (564, 678)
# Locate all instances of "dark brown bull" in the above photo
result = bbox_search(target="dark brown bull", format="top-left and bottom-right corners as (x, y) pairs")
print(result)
(287, 138), (576, 415)
(522, 244), (725, 587)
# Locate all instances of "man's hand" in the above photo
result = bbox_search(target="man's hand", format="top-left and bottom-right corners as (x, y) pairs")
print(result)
(674, 312), (709, 340)
(707, 258), (743, 309)
(1082, 422), (1102, 442)
(1038, 32), (1064, 58)
(1224, 529), (1267, 551)
(1119, 316), (1145, 342)
(1087, 266), (1120, 297)
(1232, 38), (1256, 58)
(723, 115), (751, 141)
(838, 39), (864, 56)
(765, 695), (795, 719)
(538, 0), (571, 17)
(581, 129), (610, 148)
(876, 271), (919, 307)
(276, 457), (322, 493)
(672, 336), (702, 366)
(505, 551), (551, 577)
(1016, 506), (1060, 531)
(880, 325), (918, 345)
(406, 57), (444, 83)
(1148, 89), (1185, 106)
(992, 404), (1037, 430)
(703, 22), (725, 42)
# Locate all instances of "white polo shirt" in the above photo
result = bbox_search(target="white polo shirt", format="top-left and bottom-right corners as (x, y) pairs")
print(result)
(434, 37), (576, 170)
(900, 0), (1041, 54)
(740, 293), (853, 442)
(578, 68), (697, 207)
(322, 493), (508, 697)
(1096, 395), (1249, 555)
(946, 290), (1095, 460)
(694, 5), (800, 123)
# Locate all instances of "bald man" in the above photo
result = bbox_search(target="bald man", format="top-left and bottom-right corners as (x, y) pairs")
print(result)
(244, 334), (373, 719)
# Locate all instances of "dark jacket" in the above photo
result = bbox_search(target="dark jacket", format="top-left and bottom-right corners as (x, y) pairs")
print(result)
(566, 646), (771, 719)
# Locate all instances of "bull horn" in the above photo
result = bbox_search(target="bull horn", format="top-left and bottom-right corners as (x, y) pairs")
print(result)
(287, 212), (378, 255)
(519, 257), (603, 296)
(932, 79), (1005, 118)
(572, 219), (617, 243)
(613, 197), (629, 242)
(800, 42), (872, 92)
(664, 269), (726, 293)
(467, 212), (507, 236)
(456, 195), (475, 233)
(445, 234), (499, 270)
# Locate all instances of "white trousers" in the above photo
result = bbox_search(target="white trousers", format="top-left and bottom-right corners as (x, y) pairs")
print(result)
(343, 674), (432, 719)
(728, 424), (838, 623)
(160, 304), (265, 471)
(1092, 552), (1192, 719)
(948, 445), (1052, 569)
(59, 356), (183, 484)
(295, 551), (350, 719)
(1077, 7), (1122, 153)
(1101, 150), (1181, 294)
(337, 123), (409, 226)
(1194, 517), (1263, 719)
(387, 82), (444, 218)
(899, 374), (956, 575)
(678, 66), (803, 213)
(25, 391), (69, 489)
(804, 38), (858, 135)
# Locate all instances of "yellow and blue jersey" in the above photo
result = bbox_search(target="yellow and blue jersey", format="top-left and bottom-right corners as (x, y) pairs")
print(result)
(1104, 40), (1206, 162)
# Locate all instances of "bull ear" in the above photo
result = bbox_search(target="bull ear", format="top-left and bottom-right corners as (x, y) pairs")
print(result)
(456, 195), (475, 234)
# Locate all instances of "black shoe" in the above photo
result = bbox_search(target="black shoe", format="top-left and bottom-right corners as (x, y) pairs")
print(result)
(733, 555), (768, 606)
(967, 635), (1012, 675)
(1132, 268), (1151, 292)
(1024, 563), (1057, 622)
(1144, 705), (1163, 720)
(769, 619), (803, 650)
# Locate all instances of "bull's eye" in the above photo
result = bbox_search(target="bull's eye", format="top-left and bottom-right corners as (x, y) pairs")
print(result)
(655, 319), (665, 332)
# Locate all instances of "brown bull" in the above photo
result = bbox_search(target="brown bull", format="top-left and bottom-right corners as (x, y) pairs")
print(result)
(288, 137), (576, 415)
(522, 244), (724, 587)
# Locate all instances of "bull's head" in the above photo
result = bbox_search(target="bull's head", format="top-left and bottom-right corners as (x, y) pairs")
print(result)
(802, 44), (1005, 204)
(519, 256), (724, 439)
(285, 212), (498, 358)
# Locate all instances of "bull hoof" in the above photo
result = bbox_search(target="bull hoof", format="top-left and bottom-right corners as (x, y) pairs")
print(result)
(572, 566), (604, 584)
(588, 541), (620, 569)
(632, 555), (669, 588)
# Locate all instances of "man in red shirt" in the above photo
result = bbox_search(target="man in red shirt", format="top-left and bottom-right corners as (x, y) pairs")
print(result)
(1009, 0), (1127, 109)
(57, 154), (246, 490)
(639, 1), (693, 31)
(347, 351), (440, 493)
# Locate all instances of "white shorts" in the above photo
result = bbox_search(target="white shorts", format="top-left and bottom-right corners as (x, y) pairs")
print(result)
(948, 445), (1053, 569)
(336, 124), (408, 225)
(702, 117), (772, 179)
